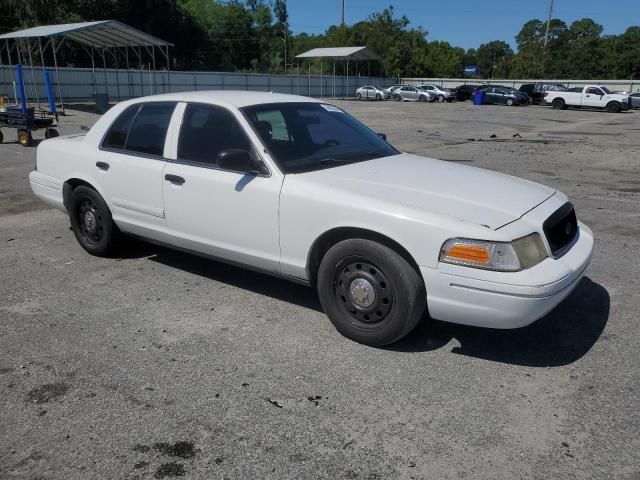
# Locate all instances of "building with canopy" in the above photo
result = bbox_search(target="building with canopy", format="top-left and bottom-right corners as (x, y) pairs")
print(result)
(0, 20), (172, 112)
(296, 46), (380, 97)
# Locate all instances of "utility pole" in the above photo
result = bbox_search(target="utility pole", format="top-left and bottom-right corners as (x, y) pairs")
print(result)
(341, 0), (345, 26)
(544, 0), (554, 46)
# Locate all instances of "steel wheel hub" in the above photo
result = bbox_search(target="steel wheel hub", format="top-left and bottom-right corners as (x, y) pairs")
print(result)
(83, 210), (97, 233)
(349, 278), (376, 308)
(334, 260), (393, 324)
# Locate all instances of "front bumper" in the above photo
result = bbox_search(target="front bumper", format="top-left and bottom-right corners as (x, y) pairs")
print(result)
(420, 222), (594, 329)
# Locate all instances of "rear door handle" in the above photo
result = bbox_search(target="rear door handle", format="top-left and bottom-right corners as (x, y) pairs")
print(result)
(96, 161), (110, 171)
(164, 174), (185, 185)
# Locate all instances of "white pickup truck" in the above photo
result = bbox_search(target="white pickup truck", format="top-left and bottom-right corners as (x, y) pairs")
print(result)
(544, 85), (631, 113)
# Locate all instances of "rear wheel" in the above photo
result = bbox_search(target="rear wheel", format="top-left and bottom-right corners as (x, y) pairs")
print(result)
(506, 98), (514, 106)
(17, 129), (32, 147)
(552, 98), (565, 110)
(606, 101), (621, 113)
(45, 128), (59, 139)
(376, 94), (382, 101)
(394, 94), (401, 102)
(317, 239), (426, 346)
(419, 95), (427, 102)
(356, 92), (362, 100)
(69, 186), (120, 257)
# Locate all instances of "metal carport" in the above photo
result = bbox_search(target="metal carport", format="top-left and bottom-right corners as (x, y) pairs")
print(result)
(296, 47), (380, 98)
(0, 20), (173, 113)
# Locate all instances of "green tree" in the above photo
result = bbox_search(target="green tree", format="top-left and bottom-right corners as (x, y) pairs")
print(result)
(476, 40), (513, 78)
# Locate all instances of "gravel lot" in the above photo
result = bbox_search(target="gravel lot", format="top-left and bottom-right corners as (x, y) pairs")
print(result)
(1, 99), (639, 480)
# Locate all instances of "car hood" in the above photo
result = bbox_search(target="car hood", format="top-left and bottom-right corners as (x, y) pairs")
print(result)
(294, 153), (556, 230)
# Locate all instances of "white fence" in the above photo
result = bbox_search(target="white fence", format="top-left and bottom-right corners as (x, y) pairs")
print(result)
(0, 65), (396, 103)
(403, 77), (639, 93)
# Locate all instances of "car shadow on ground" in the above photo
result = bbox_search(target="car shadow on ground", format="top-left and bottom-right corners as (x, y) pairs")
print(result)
(130, 242), (609, 367)
(132, 242), (323, 312)
(391, 276), (610, 367)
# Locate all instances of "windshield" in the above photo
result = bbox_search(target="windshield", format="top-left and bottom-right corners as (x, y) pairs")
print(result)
(600, 86), (613, 94)
(242, 102), (399, 174)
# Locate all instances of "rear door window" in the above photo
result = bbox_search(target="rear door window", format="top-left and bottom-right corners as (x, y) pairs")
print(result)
(125, 102), (176, 157)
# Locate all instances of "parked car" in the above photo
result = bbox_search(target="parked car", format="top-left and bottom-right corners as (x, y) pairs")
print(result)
(479, 86), (528, 106)
(416, 84), (455, 102)
(356, 85), (387, 100)
(519, 83), (567, 104)
(415, 86), (438, 102)
(383, 84), (406, 96)
(393, 86), (433, 102)
(29, 91), (593, 347)
(453, 84), (482, 101)
(544, 85), (631, 112)
(630, 92), (640, 109)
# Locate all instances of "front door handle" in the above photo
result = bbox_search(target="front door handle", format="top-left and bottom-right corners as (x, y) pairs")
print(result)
(96, 161), (109, 171)
(164, 174), (185, 185)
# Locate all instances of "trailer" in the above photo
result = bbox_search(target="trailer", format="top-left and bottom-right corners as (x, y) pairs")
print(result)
(0, 96), (58, 146)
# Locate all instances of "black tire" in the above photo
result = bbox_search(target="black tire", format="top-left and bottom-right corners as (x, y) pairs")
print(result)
(18, 129), (32, 147)
(45, 128), (59, 139)
(69, 186), (120, 257)
(606, 101), (621, 113)
(356, 92), (362, 100)
(376, 94), (382, 101)
(317, 239), (426, 346)
(0, 129), (3, 143)
(437, 94), (445, 102)
(419, 95), (427, 102)
(552, 98), (565, 110)
(506, 98), (514, 106)
(394, 94), (401, 102)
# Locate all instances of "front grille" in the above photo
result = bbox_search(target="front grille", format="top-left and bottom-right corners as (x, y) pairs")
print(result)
(543, 203), (578, 257)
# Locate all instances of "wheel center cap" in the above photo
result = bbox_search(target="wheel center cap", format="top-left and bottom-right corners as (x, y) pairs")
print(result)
(84, 211), (97, 233)
(349, 278), (376, 308)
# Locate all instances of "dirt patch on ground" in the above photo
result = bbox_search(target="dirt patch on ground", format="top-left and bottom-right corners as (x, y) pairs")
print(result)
(154, 462), (185, 478)
(27, 383), (69, 403)
(153, 441), (197, 459)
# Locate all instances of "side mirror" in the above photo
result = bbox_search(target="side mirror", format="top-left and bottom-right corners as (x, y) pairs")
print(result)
(376, 133), (387, 141)
(216, 149), (264, 174)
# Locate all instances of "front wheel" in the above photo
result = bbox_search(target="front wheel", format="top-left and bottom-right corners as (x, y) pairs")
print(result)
(69, 186), (120, 257)
(376, 94), (382, 101)
(606, 102), (621, 113)
(438, 94), (445, 103)
(552, 98), (565, 110)
(356, 92), (362, 100)
(394, 94), (401, 102)
(506, 98), (514, 106)
(317, 239), (426, 346)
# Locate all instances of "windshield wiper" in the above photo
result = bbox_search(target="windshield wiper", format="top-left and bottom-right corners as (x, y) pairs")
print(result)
(319, 158), (357, 165)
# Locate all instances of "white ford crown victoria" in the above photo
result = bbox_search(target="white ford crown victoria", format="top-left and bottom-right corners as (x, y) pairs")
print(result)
(29, 91), (593, 346)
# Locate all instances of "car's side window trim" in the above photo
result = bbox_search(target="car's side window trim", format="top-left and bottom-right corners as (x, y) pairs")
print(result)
(99, 101), (176, 161)
(173, 102), (271, 177)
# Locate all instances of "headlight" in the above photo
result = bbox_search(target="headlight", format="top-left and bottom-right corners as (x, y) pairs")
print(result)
(439, 233), (547, 271)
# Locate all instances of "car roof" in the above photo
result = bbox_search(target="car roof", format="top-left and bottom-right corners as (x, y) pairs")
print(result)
(120, 90), (323, 108)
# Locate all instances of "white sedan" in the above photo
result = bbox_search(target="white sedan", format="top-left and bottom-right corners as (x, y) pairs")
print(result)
(29, 91), (593, 346)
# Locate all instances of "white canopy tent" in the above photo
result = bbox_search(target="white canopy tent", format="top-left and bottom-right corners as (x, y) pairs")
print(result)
(296, 46), (380, 98)
(0, 20), (173, 112)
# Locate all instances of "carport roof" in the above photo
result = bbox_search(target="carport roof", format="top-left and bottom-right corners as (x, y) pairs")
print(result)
(0, 20), (172, 48)
(296, 46), (379, 61)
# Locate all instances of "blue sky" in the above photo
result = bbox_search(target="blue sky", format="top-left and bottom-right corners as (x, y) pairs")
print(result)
(287, 0), (637, 50)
